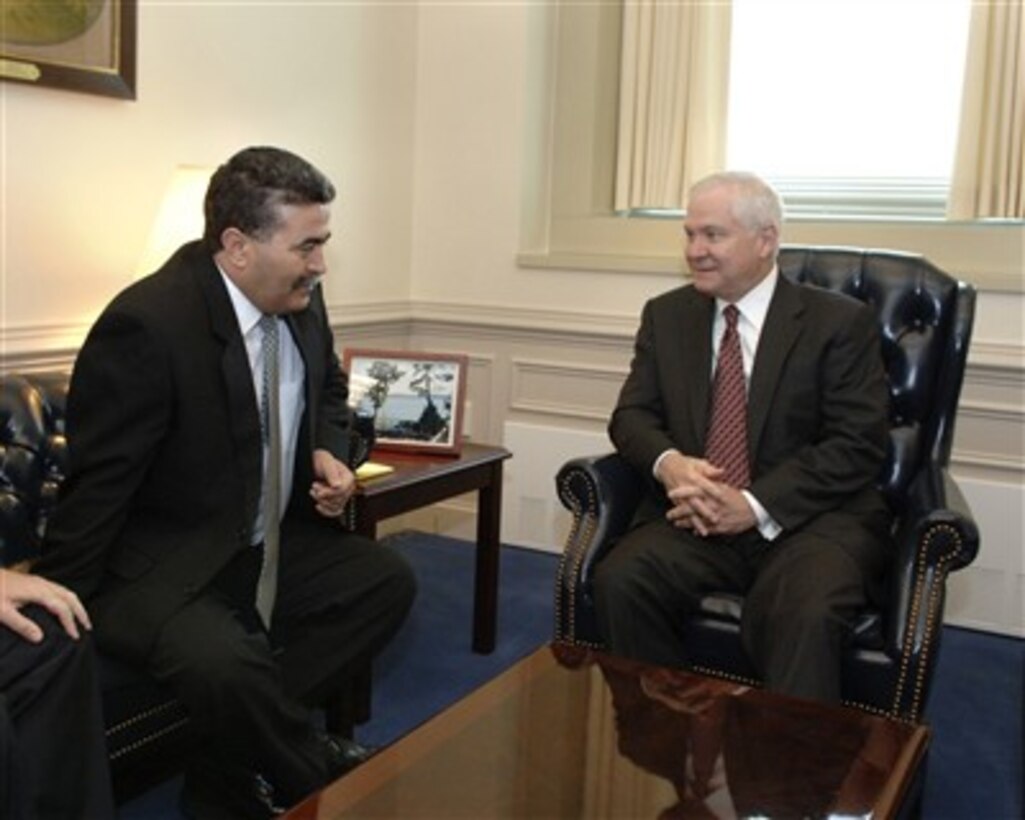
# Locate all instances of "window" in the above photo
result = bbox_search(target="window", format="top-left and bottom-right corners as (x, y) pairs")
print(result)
(520, 1), (1022, 289)
(727, 0), (972, 219)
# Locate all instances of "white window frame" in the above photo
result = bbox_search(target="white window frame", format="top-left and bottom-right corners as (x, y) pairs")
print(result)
(517, 1), (1023, 292)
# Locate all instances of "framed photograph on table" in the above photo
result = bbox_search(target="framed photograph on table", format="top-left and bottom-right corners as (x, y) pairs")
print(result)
(343, 348), (468, 456)
(0, 0), (137, 99)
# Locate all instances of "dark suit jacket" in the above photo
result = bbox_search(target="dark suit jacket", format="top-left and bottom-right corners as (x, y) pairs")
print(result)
(36, 241), (352, 663)
(610, 274), (891, 558)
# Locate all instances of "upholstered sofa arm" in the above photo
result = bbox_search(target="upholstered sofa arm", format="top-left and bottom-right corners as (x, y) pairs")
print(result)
(885, 463), (979, 660)
(554, 453), (643, 644)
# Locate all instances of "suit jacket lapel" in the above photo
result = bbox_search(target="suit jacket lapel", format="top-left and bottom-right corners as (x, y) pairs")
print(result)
(748, 276), (805, 459)
(194, 251), (263, 527)
(285, 310), (321, 454)
(682, 291), (715, 449)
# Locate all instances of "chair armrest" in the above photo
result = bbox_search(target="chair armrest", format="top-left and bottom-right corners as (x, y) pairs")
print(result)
(553, 453), (644, 644)
(904, 462), (978, 565)
(883, 463), (979, 714)
(556, 453), (644, 572)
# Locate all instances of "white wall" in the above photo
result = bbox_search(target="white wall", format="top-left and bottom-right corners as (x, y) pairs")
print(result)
(409, 4), (671, 320)
(0, 2), (419, 355)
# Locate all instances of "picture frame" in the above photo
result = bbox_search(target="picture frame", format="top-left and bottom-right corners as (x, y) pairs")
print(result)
(1, 0), (137, 99)
(343, 348), (468, 456)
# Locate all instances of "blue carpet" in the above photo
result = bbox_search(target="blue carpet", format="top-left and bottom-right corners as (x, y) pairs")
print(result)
(120, 533), (1022, 819)
(355, 530), (557, 747)
(922, 626), (1023, 819)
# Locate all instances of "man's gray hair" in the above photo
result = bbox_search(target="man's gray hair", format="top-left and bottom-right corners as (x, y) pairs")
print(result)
(689, 171), (783, 235)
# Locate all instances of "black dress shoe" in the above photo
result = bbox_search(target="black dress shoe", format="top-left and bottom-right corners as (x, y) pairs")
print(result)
(318, 732), (374, 777)
(180, 768), (286, 820)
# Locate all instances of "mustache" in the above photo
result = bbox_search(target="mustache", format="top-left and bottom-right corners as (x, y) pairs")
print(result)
(292, 276), (321, 293)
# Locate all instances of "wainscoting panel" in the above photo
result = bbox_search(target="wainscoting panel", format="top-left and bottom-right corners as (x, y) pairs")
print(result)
(945, 475), (1024, 636)
(509, 357), (628, 421)
(502, 421), (610, 552)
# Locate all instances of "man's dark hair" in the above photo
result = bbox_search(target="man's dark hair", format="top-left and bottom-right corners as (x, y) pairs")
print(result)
(203, 146), (336, 251)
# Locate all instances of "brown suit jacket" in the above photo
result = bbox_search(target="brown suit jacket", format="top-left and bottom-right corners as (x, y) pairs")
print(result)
(609, 274), (891, 559)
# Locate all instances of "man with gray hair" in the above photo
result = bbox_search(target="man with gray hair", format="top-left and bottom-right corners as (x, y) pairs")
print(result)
(595, 171), (891, 702)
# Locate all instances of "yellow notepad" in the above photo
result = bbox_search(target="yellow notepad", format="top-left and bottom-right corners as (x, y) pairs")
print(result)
(355, 461), (395, 481)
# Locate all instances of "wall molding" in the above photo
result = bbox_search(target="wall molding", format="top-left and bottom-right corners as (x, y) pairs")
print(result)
(509, 356), (629, 421)
(336, 299), (1025, 371)
(0, 321), (84, 374)
(959, 397), (1025, 426)
(6, 300), (1022, 371)
(5, 299), (1023, 419)
(406, 299), (638, 343)
(326, 299), (412, 328)
(951, 449), (1025, 476)
(967, 342), (1025, 375)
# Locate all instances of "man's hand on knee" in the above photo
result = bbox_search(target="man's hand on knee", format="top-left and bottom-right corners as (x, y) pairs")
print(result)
(0, 568), (91, 643)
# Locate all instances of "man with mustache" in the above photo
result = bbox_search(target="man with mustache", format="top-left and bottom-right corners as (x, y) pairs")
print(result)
(595, 171), (891, 703)
(35, 147), (417, 818)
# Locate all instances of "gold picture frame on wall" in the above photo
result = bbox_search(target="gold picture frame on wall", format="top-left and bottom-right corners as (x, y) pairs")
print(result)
(0, 0), (137, 99)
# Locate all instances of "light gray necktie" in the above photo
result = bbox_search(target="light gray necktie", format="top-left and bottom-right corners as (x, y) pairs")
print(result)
(255, 314), (281, 627)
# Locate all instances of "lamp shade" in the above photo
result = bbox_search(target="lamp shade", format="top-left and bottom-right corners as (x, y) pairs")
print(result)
(136, 166), (213, 277)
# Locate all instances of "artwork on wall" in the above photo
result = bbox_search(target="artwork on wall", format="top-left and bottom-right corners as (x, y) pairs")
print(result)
(343, 349), (468, 456)
(0, 0), (137, 99)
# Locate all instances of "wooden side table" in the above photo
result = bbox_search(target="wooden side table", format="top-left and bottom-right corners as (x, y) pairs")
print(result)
(351, 443), (512, 654)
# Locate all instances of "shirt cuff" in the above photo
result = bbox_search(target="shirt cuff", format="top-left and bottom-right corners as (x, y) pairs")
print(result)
(741, 490), (783, 541)
(653, 448), (679, 481)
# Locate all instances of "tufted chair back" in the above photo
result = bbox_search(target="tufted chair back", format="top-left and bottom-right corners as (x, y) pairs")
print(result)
(778, 246), (974, 510)
(0, 372), (70, 566)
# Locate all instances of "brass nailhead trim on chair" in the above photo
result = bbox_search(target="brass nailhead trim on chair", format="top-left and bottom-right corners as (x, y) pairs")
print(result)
(891, 522), (962, 721)
(108, 717), (192, 761)
(555, 469), (598, 644)
(105, 700), (182, 738)
(689, 665), (762, 689)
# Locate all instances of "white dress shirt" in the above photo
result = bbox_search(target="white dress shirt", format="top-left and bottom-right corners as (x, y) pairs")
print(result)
(655, 266), (783, 540)
(220, 269), (306, 545)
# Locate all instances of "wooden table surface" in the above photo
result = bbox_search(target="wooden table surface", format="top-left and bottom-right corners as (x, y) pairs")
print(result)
(285, 644), (930, 819)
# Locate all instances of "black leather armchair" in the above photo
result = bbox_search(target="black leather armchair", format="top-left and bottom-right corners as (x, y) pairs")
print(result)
(554, 246), (980, 723)
(0, 371), (370, 801)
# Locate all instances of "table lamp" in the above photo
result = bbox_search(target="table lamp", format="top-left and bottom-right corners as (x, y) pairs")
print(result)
(136, 165), (213, 277)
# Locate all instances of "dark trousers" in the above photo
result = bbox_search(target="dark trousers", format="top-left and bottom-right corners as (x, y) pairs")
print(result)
(593, 519), (879, 702)
(146, 519), (416, 805)
(0, 606), (114, 820)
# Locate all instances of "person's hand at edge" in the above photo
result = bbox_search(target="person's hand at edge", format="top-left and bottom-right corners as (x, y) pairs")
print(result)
(0, 568), (91, 643)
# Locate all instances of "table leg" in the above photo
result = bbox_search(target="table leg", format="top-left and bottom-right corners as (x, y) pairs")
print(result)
(354, 505), (377, 540)
(473, 461), (504, 653)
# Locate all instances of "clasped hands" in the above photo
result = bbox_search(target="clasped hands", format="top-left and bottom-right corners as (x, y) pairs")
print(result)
(310, 448), (357, 519)
(658, 451), (756, 537)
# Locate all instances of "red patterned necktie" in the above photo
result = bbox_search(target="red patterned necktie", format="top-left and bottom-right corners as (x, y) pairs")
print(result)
(704, 304), (751, 488)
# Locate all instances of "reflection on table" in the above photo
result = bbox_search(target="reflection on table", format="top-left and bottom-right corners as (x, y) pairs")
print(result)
(286, 644), (927, 819)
